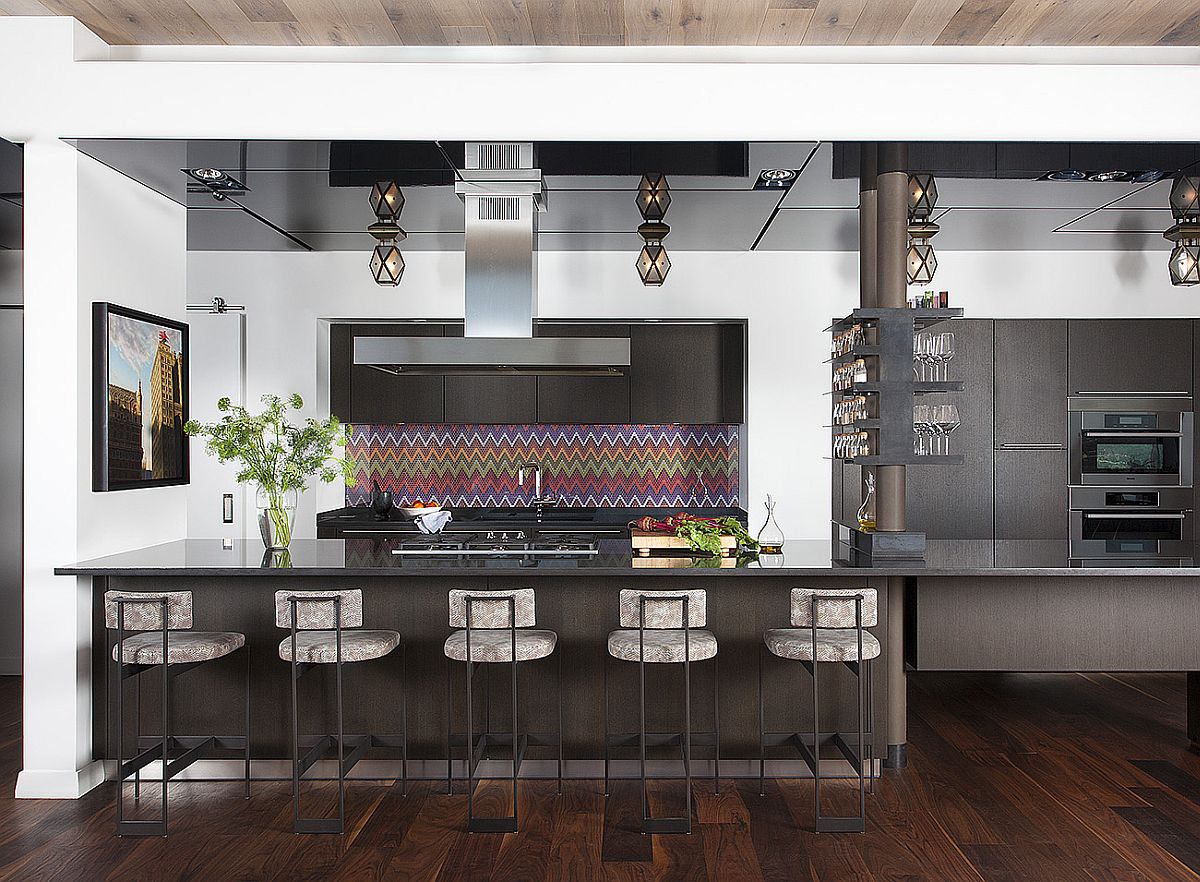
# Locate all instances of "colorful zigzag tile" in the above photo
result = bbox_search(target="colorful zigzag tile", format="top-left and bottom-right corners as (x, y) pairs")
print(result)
(346, 424), (740, 508)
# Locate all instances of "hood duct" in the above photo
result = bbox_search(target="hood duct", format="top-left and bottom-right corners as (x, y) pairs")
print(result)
(353, 141), (630, 376)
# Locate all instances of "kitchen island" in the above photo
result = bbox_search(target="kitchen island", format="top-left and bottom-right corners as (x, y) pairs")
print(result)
(58, 535), (1200, 780)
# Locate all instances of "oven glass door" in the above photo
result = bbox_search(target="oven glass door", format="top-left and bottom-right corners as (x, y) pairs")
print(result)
(1080, 432), (1180, 480)
(1079, 512), (1185, 542)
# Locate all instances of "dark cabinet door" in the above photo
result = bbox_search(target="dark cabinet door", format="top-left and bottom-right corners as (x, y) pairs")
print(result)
(444, 375), (538, 423)
(442, 322), (538, 423)
(906, 320), (995, 539)
(1067, 319), (1193, 396)
(535, 323), (631, 423)
(630, 324), (745, 424)
(994, 320), (1067, 447)
(348, 323), (445, 424)
(995, 448), (1067, 539)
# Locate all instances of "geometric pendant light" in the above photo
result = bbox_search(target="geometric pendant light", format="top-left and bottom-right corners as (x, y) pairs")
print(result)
(907, 173), (940, 285)
(368, 180), (407, 287)
(1165, 174), (1200, 287)
(636, 173), (672, 286)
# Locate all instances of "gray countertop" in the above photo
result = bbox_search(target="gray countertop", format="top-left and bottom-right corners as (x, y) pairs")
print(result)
(55, 537), (1200, 577)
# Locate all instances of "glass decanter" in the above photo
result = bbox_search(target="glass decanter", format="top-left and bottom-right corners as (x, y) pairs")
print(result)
(757, 494), (785, 554)
(857, 472), (877, 532)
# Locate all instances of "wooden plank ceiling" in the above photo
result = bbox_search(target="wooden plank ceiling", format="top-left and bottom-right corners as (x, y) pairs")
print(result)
(1, 0), (1198, 46)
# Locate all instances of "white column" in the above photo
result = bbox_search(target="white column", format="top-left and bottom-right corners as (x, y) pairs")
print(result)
(17, 138), (101, 798)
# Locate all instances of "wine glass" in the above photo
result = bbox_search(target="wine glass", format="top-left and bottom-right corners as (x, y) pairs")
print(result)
(912, 404), (930, 455)
(912, 333), (929, 380)
(936, 332), (955, 381)
(932, 404), (960, 454)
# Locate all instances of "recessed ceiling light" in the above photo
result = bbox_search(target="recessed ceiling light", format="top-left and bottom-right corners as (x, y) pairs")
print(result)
(1132, 170), (1168, 184)
(754, 168), (798, 190)
(190, 167), (227, 182)
(1087, 170), (1130, 183)
(1043, 169), (1088, 182)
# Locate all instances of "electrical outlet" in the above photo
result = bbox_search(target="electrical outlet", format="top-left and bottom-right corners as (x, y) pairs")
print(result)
(222, 493), (234, 524)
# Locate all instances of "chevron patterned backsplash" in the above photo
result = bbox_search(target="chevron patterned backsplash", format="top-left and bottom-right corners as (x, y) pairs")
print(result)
(346, 424), (740, 508)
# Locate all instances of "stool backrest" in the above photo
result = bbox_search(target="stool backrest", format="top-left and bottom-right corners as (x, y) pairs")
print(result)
(275, 589), (363, 629)
(790, 587), (877, 628)
(104, 591), (192, 631)
(619, 589), (706, 628)
(449, 588), (536, 628)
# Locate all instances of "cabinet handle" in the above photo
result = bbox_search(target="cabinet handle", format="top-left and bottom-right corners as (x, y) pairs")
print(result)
(997, 443), (1064, 450)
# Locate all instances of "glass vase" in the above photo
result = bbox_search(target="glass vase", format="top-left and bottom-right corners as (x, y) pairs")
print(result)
(256, 485), (298, 550)
(757, 494), (785, 554)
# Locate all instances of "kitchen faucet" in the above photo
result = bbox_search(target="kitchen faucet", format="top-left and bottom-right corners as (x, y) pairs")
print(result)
(519, 459), (558, 508)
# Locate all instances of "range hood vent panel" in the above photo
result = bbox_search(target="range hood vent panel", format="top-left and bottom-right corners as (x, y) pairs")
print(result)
(353, 335), (630, 376)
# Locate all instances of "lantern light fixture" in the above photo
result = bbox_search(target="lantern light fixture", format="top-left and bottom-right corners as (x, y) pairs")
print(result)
(370, 243), (405, 287)
(635, 173), (671, 222)
(908, 173), (938, 221)
(370, 180), (405, 221)
(1170, 175), (1200, 222)
(367, 181), (406, 286)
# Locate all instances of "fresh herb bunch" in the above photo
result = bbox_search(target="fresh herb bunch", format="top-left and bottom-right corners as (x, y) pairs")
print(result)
(184, 394), (355, 493)
(674, 515), (760, 556)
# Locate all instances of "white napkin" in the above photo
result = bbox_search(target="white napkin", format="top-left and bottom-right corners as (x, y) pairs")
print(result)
(415, 509), (453, 534)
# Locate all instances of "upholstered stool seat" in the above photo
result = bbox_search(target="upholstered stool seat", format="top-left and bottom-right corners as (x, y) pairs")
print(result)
(763, 628), (881, 663)
(443, 628), (557, 663)
(277, 629), (400, 664)
(607, 628), (718, 663)
(114, 630), (245, 666)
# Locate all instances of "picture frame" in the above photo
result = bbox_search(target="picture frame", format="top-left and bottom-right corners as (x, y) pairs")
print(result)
(92, 302), (189, 491)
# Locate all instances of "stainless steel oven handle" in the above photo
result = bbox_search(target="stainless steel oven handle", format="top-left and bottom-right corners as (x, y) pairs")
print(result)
(1081, 512), (1187, 519)
(1080, 431), (1184, 437)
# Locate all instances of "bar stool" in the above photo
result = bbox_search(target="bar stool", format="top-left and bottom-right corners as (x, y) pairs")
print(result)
(106, 590), (249, 837)
(603, 588), (719, 835)
(444, 587), (561, 833)
(276, 589), (406, 834)
(759, 586), (877, 833)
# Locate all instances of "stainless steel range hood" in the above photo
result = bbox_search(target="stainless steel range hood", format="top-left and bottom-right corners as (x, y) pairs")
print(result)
(353, 142), (630, 376)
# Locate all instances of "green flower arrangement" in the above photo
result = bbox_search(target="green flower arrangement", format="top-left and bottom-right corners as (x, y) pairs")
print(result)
(184, 394), (354, 548)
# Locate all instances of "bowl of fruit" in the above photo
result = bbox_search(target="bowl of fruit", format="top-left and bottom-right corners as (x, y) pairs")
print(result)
(398, 500), (442, 519)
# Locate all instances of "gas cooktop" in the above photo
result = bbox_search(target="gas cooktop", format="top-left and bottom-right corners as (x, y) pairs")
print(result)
(391, 529), (600, 558)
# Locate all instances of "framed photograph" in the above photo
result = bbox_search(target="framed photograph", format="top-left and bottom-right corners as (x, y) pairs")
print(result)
(92, 302), (189, 491)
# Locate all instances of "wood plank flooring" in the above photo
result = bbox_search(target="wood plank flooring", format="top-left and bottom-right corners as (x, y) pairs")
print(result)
(4, 671), (1200, 881)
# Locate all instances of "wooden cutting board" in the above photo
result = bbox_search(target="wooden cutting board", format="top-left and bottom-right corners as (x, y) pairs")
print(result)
(631, 555), (738, 568)
(630, 529), (737, 557)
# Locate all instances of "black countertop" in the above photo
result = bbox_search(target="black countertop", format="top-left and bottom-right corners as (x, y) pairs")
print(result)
(56, 537), (1200, 577)
(316, 505), (749, 533)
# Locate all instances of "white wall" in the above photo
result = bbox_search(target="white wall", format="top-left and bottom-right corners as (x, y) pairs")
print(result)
(188, 246), (1197, 543)
(187, 313), (247, 540)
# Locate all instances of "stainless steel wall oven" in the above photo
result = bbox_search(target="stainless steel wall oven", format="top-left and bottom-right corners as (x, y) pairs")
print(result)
(1069, 398), (1193, 488)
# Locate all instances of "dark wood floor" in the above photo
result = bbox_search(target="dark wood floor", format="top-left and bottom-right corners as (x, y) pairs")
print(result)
(4, 671), (1200, 881)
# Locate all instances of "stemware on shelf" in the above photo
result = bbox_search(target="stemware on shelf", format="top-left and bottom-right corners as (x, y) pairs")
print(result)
(936, 332), (956, 381)
(912, 404), (932, 455)
(931, 403), (961, 455)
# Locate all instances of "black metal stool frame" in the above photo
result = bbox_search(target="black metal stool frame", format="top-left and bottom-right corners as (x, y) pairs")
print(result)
(758, 593), (874, 834)
(445, 594), (563, 834)
(603, 594), (720, 836)
(287, 595), (408, 835)
(113, 595), (251, 838)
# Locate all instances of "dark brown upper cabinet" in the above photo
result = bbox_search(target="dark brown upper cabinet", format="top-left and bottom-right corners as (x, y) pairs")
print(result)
(535, 323), (631, 424)
(333, 322), (446, 425)
(994, 320), (1067, 448)
(629, 323), (745, 424)
(1068, 319), (1193, 396)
